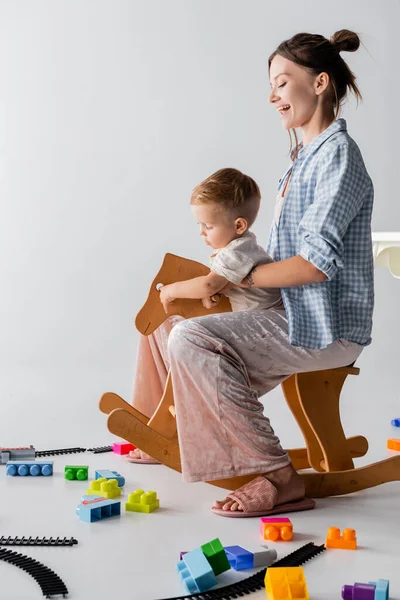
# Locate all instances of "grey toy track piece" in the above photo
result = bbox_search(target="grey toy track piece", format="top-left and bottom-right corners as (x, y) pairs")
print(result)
(0, 446), (35, 465)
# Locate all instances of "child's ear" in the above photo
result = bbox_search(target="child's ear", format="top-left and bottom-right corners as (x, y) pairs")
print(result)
(235, 217), (248, 234)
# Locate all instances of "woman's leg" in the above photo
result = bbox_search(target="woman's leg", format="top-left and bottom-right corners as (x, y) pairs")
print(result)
(167, 308), (363, 509)
(130, 315), (183, 460)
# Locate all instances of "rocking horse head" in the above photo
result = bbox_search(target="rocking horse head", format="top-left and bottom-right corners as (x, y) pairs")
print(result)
(135, 253), (231, 335)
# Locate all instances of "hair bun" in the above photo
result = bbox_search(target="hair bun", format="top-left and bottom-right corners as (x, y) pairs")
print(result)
(331, 29), (360, 53)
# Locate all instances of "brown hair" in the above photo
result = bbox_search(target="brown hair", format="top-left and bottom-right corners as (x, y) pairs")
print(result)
(190, 168), (261, 227)
(269, 29), (362, 157)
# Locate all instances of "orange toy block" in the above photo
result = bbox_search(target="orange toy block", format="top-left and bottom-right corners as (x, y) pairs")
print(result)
(325, 527), (357, 550)
(387, 439), (400, 451)
(260, 517), (293, 542)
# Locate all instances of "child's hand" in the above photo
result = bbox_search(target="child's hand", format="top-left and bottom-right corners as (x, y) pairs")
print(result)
(202, 294), (221, 309)
(159, 284), (176, 314)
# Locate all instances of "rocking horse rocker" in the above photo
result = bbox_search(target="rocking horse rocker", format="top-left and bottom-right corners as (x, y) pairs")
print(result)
(99, 253), (400, 503)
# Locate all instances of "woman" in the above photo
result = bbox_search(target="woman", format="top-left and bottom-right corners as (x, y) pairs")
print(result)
(129, 29), (374, 517)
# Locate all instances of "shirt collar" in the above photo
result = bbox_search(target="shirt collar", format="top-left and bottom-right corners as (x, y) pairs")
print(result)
(291, 118), (347, 160)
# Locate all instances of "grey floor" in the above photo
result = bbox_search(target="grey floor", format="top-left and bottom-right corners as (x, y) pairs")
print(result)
(0, 428), (399, 600)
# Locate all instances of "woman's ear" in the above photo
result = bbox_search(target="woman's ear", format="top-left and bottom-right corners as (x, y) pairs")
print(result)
(235, 217), (248, 235)
(314, 72), (330, 96)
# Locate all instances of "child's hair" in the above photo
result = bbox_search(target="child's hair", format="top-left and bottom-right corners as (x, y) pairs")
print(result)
(269, 29), (362, 158)
(190, 168), (261, 227)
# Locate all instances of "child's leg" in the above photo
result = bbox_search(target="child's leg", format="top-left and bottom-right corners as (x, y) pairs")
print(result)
(167, 308), (363, 511)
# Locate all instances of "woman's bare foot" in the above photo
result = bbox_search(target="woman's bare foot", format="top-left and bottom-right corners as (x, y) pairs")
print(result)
(128, 448), (159, 462)
(212, 463), (304, 513)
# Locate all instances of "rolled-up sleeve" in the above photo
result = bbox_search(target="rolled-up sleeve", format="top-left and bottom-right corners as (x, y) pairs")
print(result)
(298, 142), (368, 280)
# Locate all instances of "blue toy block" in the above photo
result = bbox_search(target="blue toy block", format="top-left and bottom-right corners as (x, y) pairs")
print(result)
(6, 460), (53, 477)
(76, 496), (121, 522)
(95, 469), (125, 487)
(177, 548), (218, 593)
(224, 546), (254, 570)
(368, 579), (389, 600)
(391, 418), (400, 427)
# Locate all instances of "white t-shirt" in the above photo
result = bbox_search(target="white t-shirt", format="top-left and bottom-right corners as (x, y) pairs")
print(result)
(210, 231), (284, 312)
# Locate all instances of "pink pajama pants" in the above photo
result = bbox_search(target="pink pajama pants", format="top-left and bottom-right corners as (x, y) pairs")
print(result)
(131, 308), (363, 483)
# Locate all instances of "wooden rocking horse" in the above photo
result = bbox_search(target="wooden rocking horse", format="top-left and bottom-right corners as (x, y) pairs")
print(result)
(99, 253), (400, 497)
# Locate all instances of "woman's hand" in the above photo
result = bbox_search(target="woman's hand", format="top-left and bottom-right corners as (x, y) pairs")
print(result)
(159, 284), (176, 314)
(219, 282), (236, 294)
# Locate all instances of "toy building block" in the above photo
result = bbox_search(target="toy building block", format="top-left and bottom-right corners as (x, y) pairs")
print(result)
(76, 496), (121, 522)
(368, 579), (389, 600)
(86, 478), (121, 499)
(177, 547), (218, 593)
(260, 517), (293, 541)
(180, 552), (188, 560)
(0, 446), (35, 464)
(6, 460), (53, 477)
(265, 566), (309, 600)
(112, 441), (136, 455)
(64, 465), (88, 481)
(325, 527), (357, 550)
(95, 469), (125, 487)
(391, 418), (400, 427)
(342, 582), (376, 600)
(125, 489), (159, 513)
(224, 546), (253, 571)
(251, 547), (277, 568)
(387, 438), (400, 451)
(200, 538), (230, 576)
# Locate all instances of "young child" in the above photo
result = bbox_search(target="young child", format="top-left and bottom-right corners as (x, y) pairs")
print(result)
(159, 168), (284, 314)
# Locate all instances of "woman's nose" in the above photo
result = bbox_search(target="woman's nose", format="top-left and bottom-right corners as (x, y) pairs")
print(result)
(268, 88), (279, 104)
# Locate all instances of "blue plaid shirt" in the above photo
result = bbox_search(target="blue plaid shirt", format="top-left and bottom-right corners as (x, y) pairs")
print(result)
(266, 118), (374, 349)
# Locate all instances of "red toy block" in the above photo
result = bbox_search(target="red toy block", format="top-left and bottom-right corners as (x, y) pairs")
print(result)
(112, 442), (136, 455)
(325, 527), (357, 550)
(260, 517), (293, 541)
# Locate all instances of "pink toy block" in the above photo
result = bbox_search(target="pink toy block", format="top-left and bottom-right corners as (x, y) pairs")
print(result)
(112, 442), (136, 455)
(260, 517), (293, 541)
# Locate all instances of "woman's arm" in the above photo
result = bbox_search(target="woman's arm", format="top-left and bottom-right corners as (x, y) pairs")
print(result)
(241, 255), (327, 289)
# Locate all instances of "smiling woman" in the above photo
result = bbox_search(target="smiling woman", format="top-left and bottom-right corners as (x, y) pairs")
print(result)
(123, 28), (374, 519)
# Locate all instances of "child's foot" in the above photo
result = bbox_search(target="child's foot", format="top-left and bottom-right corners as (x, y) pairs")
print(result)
(212, 463), (305, 513)
(126, 448), (160, 464)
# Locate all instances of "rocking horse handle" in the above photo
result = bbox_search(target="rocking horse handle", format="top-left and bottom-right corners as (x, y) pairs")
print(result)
(135, 252), (231, 336)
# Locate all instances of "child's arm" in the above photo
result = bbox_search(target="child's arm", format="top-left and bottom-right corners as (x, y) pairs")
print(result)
(159, 272), (227, 313)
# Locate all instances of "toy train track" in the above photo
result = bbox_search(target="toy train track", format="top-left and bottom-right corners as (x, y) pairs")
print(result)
(87, 445), (113, 454)
(0, 536), (78, 547)
(36, 447), (86, 457)
(35, 445), (112, 456)
(0, 547), (69, 598)
(155, 542), (325, 600)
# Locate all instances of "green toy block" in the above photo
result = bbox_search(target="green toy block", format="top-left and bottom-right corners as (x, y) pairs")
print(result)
(64, 465), (89, 481)
(125, 489), (159, 513)
(200, 538), (230, 576)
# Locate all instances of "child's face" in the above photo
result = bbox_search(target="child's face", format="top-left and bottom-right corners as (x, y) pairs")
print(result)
(191, 204), (240, 250)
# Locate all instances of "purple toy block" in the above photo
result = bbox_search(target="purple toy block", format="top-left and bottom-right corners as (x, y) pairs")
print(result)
(342, 582), (376, 600)
(180, 552), (188, 560)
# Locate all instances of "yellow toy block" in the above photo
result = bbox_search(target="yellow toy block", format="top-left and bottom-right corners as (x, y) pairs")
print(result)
(125, 489), (159, 513)
(265, 566), (309, 600)
(86, 478), (121, 499)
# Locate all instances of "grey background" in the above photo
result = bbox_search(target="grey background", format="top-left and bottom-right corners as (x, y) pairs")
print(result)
(0, 0), (398, 455)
